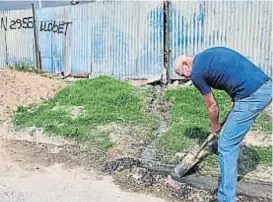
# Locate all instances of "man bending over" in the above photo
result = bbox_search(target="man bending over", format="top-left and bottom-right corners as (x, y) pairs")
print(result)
(174, 47), (272, 202)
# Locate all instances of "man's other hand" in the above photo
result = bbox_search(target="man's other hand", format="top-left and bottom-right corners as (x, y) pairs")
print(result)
(212, 123), (222, 134)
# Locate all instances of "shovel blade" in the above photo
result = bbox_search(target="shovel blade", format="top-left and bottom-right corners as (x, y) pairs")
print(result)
(174, 149), (206, 177)
(173, 133), (217, 177)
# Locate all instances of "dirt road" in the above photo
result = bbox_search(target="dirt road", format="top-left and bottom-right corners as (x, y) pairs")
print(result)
(0, 127), (166, 202)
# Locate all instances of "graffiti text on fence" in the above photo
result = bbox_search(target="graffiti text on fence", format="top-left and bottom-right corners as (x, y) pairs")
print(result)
(40, 21), (72, 35)
(1, 16), (33, 31)
(0, 16), (72, 35)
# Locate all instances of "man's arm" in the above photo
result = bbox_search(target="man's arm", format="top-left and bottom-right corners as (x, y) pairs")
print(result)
(191, 70), (221, 133)
(203, 93), (221, 133)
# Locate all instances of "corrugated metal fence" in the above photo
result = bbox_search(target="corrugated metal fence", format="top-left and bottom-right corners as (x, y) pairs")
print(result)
(0, 1), (272, 79)
(36, 1), (164, 79)
(169, 1), (272, 78)
(0, 1), (164, 79)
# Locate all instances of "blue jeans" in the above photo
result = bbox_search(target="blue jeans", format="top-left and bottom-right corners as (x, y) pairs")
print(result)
(217, 79), (272, 202)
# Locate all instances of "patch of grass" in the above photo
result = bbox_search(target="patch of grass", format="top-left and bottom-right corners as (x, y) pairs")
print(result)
(254, 112), (272, 132)
(200, 146), (272, 171)
(13, 76), (155, 151)
(155, 87), (272, 164)
(155, 87), (232, 161)
(253, 146), (272, 166)
(200, 154), (219, 169)
(9, 63), (44, 74)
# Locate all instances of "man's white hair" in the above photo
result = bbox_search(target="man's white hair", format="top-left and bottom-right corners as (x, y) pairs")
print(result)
(174, 55), (192, 73)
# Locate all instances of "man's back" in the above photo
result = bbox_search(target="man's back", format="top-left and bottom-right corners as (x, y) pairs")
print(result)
(192, 47), (269, 100)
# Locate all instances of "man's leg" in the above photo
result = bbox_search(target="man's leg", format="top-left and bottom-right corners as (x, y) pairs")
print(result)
(217, 80), (272, 202)
(217, 107), (257, 202)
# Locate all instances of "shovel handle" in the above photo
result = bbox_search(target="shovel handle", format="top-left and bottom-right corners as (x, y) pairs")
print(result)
(195, 132), (217, 158)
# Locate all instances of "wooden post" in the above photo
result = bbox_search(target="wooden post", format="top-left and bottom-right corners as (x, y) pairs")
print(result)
(163, 1), (170, 84)
(65, 8), (72, 74)
(4, 27), (8, 66)
(31, 3), (41, 70)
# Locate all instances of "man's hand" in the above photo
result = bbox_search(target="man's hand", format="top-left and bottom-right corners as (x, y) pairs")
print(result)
(212, 123), (222, 134)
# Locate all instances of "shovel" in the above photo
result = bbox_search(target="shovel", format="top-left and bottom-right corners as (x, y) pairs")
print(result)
(173, 132), (218, 178)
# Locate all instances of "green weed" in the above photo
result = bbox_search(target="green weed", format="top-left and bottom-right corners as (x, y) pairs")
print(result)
(253, 146), (272, 166)
(155, 88), (232, 157)
(200, 146), (272, 170)
(254, 112), (272, 132)
(13, 76), (155, 151)
(9, 64), (44, 74)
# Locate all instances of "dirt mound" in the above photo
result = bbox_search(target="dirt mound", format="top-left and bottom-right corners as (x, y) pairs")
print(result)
(0, 69), (66, 122)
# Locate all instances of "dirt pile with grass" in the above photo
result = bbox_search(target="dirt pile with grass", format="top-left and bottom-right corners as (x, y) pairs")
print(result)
(0, 69), (66, 122)
(13, 76), (156, 154)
